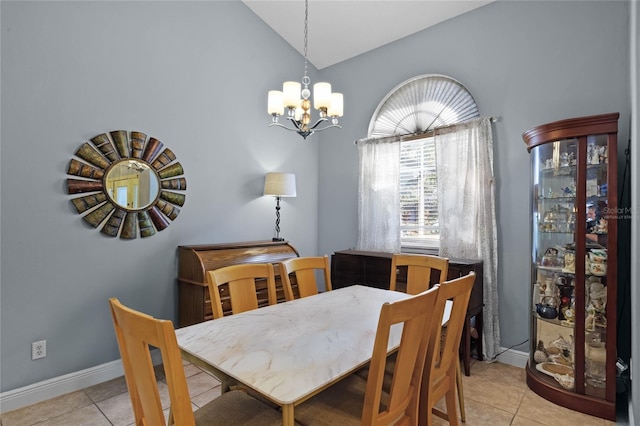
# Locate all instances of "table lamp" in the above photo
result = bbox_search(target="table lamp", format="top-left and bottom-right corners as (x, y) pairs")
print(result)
(263, 172), (296, 241)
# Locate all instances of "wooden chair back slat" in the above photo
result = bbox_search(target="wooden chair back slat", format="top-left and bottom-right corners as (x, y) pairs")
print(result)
(206, 263), (277, 319)
(390, 254), (449, 295)
(279, 255), (332, 300)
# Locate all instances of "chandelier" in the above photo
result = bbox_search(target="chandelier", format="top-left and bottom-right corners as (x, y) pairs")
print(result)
(267, 0), (343, 140)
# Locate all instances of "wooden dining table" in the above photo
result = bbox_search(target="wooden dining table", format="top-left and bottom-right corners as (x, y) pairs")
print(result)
(175, 285), (450, 426)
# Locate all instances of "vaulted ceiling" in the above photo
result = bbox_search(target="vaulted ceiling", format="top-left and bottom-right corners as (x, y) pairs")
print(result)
(242, 1), (494, 69)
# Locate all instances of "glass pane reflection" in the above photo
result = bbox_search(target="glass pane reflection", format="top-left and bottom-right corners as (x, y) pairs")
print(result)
(105, 160), (159, 210)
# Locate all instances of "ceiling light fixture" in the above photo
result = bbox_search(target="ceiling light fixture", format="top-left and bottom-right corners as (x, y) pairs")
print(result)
(267, 0), (343, 140)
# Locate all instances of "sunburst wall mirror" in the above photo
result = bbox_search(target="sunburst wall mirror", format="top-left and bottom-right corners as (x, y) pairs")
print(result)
(66, 130), (186, 239)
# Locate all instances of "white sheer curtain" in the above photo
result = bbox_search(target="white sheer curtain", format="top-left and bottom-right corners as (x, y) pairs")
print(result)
(435, 117), (500, 360)
(356, 137), (401, 252)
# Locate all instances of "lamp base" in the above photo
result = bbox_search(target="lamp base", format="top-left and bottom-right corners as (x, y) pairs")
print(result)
(272, 237), (285, 242)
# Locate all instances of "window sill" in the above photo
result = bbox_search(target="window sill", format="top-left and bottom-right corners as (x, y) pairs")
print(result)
(401, 246), (439, 256)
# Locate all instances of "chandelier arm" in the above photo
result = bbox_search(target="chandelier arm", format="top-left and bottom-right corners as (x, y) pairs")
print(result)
(311, 123), (342, 133)
(286, 116), (304, 131)
(268, 122), (301, 132)
(271, 116), (306, 131)
(307, 117), (329, 131)
(269, 121), (340, 139)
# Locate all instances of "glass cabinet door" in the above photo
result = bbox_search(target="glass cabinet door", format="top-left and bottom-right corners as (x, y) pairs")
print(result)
(531, 138), (579, 392)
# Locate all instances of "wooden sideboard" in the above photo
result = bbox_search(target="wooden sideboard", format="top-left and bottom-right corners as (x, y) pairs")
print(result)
(177, 240), (299, 327)
(331, 249), (484, 375)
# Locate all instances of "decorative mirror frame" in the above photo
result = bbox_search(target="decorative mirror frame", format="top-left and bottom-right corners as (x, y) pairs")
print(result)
(66, 130), (187, 239)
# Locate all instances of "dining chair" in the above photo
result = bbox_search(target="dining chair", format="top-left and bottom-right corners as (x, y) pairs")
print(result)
(419, 272), (475, 426)
(206, 263), (277, 319)
(389, 253), (449, 294)
(389, 253), (466, 422)
(278, 255), (332, 300)
(293, 285), (441, 426)
(108, 298), (284, 426)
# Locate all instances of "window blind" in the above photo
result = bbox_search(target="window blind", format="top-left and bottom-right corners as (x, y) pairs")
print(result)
(399, 137), (439, 248)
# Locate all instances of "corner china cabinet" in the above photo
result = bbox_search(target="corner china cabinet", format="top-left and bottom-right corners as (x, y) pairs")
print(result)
(522, 113), (619, 421)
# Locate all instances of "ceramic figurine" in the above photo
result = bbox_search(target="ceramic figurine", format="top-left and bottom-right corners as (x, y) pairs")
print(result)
(534, 340), (548, 363)
(591, 146), (600, 164)
(596, 218), (608, 234)
(586, 280), (607, 330)
(599, 145), (608, 163)
(562, 295), (575, 325)
(554, 373), (575, 390)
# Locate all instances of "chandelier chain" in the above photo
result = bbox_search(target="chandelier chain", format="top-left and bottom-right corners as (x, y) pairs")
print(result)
(303, 0), (309, 82)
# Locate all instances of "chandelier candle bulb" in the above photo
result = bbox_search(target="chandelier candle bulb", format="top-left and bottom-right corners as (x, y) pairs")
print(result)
(328, 93), (344, 117)
(313, 82), (332, 110)
(268, 91), (284, 116)
(283, 81), (301, 108)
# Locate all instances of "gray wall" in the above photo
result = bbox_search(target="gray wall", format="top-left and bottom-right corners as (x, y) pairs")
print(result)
(0, 1), (320, 392)
(316, 0), (631, 353)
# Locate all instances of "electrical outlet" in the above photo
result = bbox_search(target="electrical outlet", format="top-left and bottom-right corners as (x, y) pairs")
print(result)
(32, 340), (46, 360)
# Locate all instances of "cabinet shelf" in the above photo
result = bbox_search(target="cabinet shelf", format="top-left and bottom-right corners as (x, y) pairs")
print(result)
(536, 265), (576, 276)
(537, 230), (575, 235)
(523, 113), (618, 421)
(539, 162), (608, 174)
(536, 265), (564, 272)
(533, 313), (576, 329)
(539, 195), (576, 200)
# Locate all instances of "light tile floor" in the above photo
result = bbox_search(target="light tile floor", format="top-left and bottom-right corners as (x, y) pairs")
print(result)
(0, 360), (627, 425)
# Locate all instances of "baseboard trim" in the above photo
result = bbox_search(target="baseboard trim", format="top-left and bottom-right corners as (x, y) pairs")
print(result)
(0, 351), (161, 414)
(0, 359), (124, 414)
(495, 347), (528, 369)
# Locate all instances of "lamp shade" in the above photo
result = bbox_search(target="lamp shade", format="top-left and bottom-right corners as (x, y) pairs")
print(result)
(263, 173), (296, 197)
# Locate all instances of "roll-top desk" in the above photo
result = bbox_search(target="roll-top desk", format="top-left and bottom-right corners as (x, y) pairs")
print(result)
(331, 249), (484, 375)
(177, 240), (299, 327)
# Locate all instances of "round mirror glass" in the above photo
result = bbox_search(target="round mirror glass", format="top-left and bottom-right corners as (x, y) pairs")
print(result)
(104, 159), (160, 210)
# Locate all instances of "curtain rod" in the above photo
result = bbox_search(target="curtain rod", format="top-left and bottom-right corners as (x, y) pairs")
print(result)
(354, 116), (501, 145)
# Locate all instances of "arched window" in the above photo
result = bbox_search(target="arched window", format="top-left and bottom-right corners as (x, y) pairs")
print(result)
(367, 75), (479, 249)
(368, 74), (479, 138)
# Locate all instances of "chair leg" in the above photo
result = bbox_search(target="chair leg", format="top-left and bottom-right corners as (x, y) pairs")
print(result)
(221, 378), (233, 394)
(456, 359), (466, 422)
(168, 407), (175, 426)
(445, 375), (460, 426)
